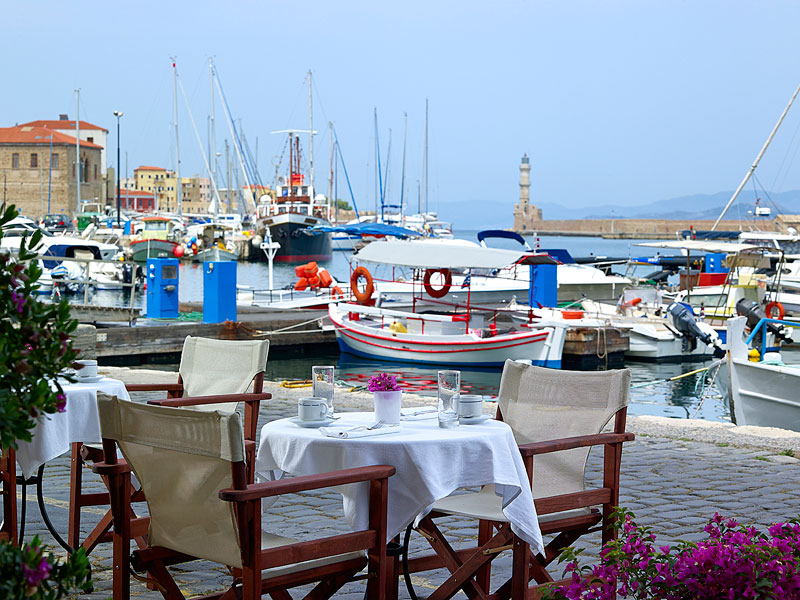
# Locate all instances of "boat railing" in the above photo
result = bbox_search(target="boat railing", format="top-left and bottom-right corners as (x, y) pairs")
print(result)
(37, 254), (140, 323)
(745, 317), (796, 359)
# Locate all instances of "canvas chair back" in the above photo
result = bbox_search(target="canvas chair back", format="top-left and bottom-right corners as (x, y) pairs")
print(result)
(97, 393), (245, 568)
(179, 337), (269, 413)
(497, 360), (630, 499)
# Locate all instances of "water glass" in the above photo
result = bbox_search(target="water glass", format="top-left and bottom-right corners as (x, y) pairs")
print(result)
(312, 365), (335, 416)
(437, 370), (461, 428)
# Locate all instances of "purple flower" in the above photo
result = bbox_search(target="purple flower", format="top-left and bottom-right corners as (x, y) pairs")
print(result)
(11, 290), (25, 314)
(22, 556), (51, 587)
(56, 393), (66, 413)
(368, 372), (400, 392)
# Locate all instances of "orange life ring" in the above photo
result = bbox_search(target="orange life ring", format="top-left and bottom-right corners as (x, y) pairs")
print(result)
(350, 266), (374, 304)
(423, 268), (452, 299)
(765, 301), (785, 320)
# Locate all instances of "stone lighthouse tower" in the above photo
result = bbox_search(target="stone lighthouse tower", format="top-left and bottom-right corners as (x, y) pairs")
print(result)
(513, 153), (541, 231)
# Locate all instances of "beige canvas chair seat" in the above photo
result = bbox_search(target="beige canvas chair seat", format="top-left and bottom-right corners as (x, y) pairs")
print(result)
(404, 361), (634, 599)
(433, 485), (592, 525)
(94, 394), (394, 600)
(69, 336), (270, 555)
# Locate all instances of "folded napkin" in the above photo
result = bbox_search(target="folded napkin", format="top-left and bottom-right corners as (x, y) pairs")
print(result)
(400, 408), (438, 421)
(320, 425), (401, 439)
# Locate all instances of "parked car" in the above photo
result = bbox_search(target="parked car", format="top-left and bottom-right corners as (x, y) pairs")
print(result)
(42, 213), (74, 233)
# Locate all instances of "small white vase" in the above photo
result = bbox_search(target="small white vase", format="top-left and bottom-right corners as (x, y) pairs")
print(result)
(373, 390), (402, 425)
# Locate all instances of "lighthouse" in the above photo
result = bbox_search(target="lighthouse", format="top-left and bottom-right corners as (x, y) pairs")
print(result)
(512, 153), (541, 231)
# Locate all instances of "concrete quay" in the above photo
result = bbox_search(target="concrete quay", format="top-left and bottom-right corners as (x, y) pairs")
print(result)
(17, 366), (800, 599)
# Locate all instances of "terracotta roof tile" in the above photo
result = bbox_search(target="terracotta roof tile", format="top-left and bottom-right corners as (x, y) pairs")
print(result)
(21, 119), (108, 133)
(134, 165), (166, 171)
(0, 126), (103, 149)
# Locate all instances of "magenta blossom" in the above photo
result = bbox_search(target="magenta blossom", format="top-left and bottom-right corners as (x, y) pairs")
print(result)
(56, 393), (67, 412)
(22, 556), (51, 587)
(368, 373), (400, 392)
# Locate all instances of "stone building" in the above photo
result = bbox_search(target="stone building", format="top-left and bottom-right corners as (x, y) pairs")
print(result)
(0, 124), (103, 219)
(21, 117), (109, 175)
(132, 165), (210, 214)
(512, 153), (542, 231)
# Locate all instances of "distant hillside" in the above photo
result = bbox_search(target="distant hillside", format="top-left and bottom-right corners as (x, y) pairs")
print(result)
(435, 190), (800, 230)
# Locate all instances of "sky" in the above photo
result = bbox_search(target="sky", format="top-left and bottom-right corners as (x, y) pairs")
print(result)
(3, 1), (800, 228)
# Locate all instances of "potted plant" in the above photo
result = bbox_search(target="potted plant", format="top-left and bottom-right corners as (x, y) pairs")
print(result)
(368, 373), (402, 425)
(0, 205), (91, 598)
(542, 508), (800, 600)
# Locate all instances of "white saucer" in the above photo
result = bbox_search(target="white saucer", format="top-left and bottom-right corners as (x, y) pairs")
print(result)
(459, 414), (492, 425)
(74, 375), (104, 384)
(290, 416), (336, 428)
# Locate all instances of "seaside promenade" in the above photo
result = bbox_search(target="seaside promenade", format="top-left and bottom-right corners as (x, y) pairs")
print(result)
(20, 367), (800, 599)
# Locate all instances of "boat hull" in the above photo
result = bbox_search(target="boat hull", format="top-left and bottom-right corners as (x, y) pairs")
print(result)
(130, 239), (179, 262)
(191, 247), (238, 262)
(329, 303), (564, 368)
(260, 213), (332, 263)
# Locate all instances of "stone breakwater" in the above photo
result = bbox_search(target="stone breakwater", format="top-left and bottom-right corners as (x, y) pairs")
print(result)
(512, 218), (772, 238)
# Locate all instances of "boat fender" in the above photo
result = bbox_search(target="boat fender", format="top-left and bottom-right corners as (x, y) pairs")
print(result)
(765, 301), (785, 320)
(351, 267), (374, 304)
(423, 268), (452, 299)
(295, 277), (309, 291)
(318, 269), (333, 288)
(331, 285), (344, 299)
(307, 275), (320, 288)
(621, 297), (642, 309)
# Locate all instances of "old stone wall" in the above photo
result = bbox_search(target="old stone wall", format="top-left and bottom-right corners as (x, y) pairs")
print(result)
(513, 218), (776, 237)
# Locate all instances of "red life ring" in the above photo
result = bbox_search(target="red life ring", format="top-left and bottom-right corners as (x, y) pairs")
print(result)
(765, 301), (785, 320)
(350, 266), (374, 304)
(423, 268), (452, 299)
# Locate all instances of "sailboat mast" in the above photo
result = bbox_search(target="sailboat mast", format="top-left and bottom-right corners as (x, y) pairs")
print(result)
(289, 131), (294, 198)
(400, 112), (407, 220)
(712, 82), (800, 230)
(75, 89), (81, 213)
(209, 58), (217, 217)
(328, 121), (334, 222)
(308, 70), (314, 195)
(422, 98), (428, 214)
(384, 129), (392, 211)
(375, 108), (384, 221)
(172, 58), (183, 217)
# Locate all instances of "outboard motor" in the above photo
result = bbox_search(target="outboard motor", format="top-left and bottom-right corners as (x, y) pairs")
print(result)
(121, 262), (134, 285)
(735, 299), (792, 345)
(667, 302), (725, 357)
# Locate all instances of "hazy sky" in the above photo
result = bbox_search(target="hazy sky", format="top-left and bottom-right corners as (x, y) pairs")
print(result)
(3, 1), (800, 227)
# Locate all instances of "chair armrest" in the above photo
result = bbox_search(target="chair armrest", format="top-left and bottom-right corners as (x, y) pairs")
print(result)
(91, 460), (131, 475)
(126, 383), (184, 393)
(219, 465), (395, 502)
(147, 392), (271, 408)
(519, 432), (634, 457)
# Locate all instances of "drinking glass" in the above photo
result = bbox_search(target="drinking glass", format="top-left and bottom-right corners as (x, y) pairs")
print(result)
(437, 370), (461, 428)
(312, 365), (335, 416)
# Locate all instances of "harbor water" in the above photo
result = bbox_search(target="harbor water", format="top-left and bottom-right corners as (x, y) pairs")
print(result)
(91, 231), (732, 425)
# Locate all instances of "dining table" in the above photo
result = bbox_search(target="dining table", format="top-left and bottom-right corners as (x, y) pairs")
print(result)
(256, 410), (543, 596)
(14, 376), (130, 549)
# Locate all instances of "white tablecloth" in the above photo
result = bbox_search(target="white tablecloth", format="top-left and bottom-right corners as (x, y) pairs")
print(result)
(16, 378), (130, 478)
(256, 412), (544, 553)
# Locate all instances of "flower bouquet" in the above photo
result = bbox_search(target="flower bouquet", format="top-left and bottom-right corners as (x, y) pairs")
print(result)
(368, 373), (402, 425)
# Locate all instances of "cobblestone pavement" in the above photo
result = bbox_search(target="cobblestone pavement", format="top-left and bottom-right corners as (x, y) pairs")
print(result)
(12, 368), (800, 599)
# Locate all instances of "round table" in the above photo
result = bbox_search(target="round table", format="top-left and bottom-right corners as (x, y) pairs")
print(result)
(14, 377), (130, 550)
(256, 411), (543, 552)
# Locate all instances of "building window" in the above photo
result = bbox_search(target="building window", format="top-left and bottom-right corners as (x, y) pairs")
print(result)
(30, 153), (38, 168)
(51, 153), (59, 169)
(87, 137), (94, 143)
(11, 153), (19, 168)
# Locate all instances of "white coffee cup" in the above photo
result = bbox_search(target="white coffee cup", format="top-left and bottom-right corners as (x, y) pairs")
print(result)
(298, 397), (328, 421)
(76, 359), (98, 379)
(458, 394), (483, 419)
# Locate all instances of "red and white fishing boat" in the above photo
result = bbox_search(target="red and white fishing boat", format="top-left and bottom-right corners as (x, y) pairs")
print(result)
(329, 239), (569, 367)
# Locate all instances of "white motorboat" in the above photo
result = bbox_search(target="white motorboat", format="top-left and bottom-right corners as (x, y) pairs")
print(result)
(2, 217), (119, 261)
(718, 315), (800, 432)
(329, 302), (568, 368)
(331, 239), (568, 367)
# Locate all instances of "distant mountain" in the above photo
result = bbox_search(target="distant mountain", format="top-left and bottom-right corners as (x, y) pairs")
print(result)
(435, 190), (800, 230)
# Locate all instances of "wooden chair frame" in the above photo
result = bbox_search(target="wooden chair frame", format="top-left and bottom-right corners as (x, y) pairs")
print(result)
(0, 447), (17, 545)
(67, 374), (268, 555)
(404, 407), (634, 600)
(93, 436), (395, 600)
